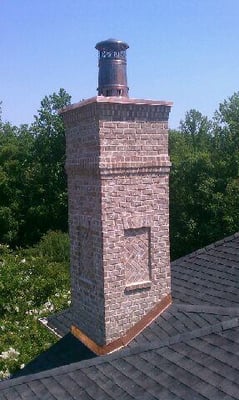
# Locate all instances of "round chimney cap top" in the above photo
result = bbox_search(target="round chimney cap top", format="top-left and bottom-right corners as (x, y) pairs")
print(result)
(95, 39), (129, 51)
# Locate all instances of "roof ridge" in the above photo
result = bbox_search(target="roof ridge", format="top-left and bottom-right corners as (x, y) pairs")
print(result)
(171, 231), (239, 265)
(175, 303), (239, 315)
(166, 316), (239, 345)
(205, 231), (239, 250)
(1, 316), (239, 389)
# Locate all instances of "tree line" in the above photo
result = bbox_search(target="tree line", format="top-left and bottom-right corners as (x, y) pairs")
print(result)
(0, 89), (71, 246)
(0, 89), (239, 259)
(170, 93), (239, 259)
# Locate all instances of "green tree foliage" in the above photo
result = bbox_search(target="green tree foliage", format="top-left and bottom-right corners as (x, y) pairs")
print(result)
(179, 109), (212, 152)
(212, 92), (239, 236)
(0, 89), (71, 246)
(170, 94), (239, 259)
(23, 88), (71, 245)
(0, 122), (35, 244)
(0, 231), (70, 378)
(213, 92), (239, 177)
(169, 111), (216, 259)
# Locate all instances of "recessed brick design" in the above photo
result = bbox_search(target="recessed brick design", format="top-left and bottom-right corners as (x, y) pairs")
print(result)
(78, 226), (95, 285)
(124, 227), (151, 287)
(62, 96), (172, 346)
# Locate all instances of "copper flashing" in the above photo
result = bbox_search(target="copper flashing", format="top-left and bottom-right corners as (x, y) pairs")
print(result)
(60, 96), (173, 115)
(71, 293), (172, 355)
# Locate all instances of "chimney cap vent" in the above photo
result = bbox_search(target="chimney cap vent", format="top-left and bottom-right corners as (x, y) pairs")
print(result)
(95, 38), (129, 97)
(95, 39), (129, 52)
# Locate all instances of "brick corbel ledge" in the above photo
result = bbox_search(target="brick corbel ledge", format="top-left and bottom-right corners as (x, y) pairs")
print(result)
(71, 293), (172, 355)
(65, 163), (171, 177)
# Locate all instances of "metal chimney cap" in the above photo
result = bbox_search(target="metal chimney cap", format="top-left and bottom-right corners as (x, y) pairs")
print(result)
(95, 39), (129, 51)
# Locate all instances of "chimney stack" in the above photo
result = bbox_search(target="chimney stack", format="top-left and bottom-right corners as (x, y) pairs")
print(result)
(60, 40), (173, 355)
(95, 38), (129, 97)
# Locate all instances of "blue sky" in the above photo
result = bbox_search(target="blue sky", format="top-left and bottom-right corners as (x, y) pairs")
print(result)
(1, 0), (239, 129)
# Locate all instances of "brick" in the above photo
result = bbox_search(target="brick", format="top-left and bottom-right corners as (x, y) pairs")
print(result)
(63, 97), (172, 346)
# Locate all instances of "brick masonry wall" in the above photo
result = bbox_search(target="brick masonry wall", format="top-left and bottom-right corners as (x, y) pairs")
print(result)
(63, 97), (172, 345)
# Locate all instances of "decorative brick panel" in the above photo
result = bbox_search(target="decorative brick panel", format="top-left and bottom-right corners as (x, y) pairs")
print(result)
(78, 226), (95, 285)
(124, 227), (151, 288)
(62, 96), (172, 346)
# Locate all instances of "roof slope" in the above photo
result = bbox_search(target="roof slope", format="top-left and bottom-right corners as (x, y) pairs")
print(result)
(172, 232), (239, 306)
(1, 232), (239, 399)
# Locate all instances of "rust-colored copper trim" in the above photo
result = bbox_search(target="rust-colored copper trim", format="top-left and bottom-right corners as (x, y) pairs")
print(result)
(60, 96), (173, 114)
(71, 293), (172, 355)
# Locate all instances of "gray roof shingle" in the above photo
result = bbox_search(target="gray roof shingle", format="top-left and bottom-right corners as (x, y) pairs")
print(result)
(1, 232), (239, 399)
(1, 322), (239, 399)
(172, 233), (239, 306)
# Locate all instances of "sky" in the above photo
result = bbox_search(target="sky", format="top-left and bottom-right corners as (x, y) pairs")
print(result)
(1, 0), (239, 129)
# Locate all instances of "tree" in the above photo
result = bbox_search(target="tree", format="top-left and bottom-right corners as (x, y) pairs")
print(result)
(0, 89), (71, 247)
(0, 121), (34, 244)
(170, 97), (239, 260)
(20, 89), (71, 245)
(213, 92), (239, 178)
(169, 110), (213, 258)
(179, 109), (212, 152)
(169, 142), (218, 259)
(211, 92), (239, 238)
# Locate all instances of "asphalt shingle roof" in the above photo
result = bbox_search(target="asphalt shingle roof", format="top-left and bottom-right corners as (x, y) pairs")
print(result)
(1, 232), (239, 399)
(172, 232), (239, 306)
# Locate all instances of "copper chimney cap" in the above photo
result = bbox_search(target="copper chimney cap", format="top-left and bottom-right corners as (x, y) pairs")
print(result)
(95, 38), (129, 97)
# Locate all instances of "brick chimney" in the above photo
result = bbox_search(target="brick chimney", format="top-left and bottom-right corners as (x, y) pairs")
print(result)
(61, 39), (173, 354)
